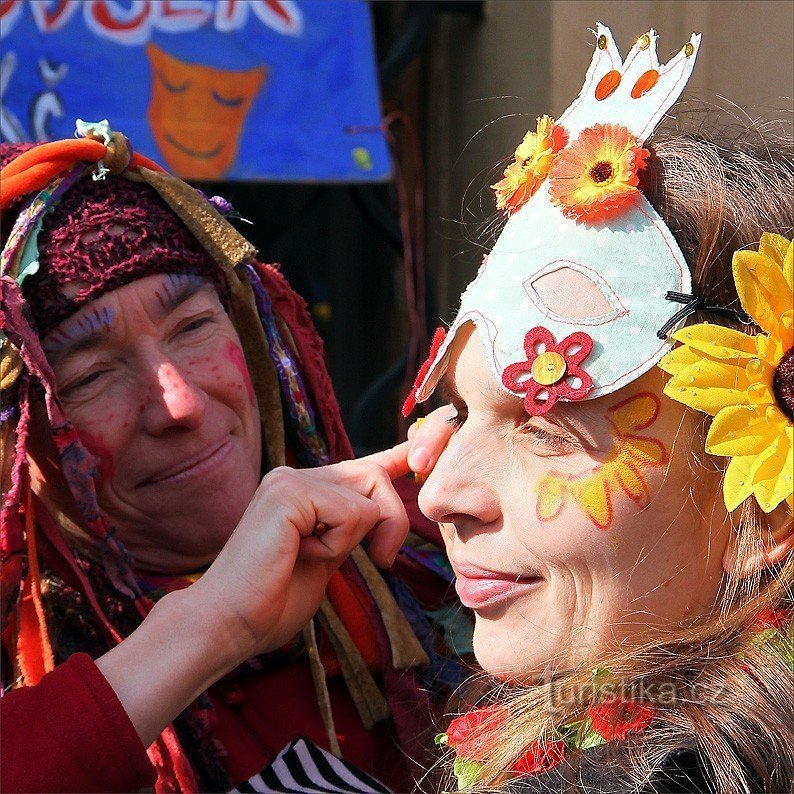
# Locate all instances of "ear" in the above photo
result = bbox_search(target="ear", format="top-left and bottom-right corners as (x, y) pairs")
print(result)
(723, 500), (794, 577)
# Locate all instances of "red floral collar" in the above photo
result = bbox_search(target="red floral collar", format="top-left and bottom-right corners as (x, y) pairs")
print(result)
(436, 687), (655, 789)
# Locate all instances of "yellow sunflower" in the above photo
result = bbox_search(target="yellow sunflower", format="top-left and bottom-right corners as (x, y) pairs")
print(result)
(659, 233), (794, 513)
(492, 115), (567, 215)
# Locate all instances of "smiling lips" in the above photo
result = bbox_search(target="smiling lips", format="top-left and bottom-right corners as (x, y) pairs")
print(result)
(140, 437), (233, 486)
(453, 562), (544, 609)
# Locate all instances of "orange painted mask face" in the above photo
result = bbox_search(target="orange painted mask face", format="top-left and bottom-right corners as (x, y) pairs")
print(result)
(146, 43), (267, 179)
(418, 324), (732, 680)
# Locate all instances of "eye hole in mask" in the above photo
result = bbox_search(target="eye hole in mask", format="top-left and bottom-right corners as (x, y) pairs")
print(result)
(525, 261), (627, 326)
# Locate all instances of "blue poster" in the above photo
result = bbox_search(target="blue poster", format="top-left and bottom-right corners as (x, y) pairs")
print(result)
(0, 0), (390, 181)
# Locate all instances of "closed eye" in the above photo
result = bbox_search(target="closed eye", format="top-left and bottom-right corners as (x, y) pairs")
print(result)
(176, 315), (214, 336)
(59, 369), (107, 398)
(156, 71), (189, 93)
(519, 423), (579, 452)
(212, 91), (245, 108)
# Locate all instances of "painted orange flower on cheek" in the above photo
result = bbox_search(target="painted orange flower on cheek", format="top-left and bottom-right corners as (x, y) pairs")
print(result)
(536, 393), (668, 529)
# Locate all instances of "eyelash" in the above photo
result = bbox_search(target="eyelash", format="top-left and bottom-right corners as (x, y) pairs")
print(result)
(447, 404), (575, 451)
(519, 423), (576, 451)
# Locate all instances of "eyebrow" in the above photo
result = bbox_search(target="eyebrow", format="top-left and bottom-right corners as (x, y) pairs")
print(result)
(43, 306), (115, 365)
(153, 273), (214, 318)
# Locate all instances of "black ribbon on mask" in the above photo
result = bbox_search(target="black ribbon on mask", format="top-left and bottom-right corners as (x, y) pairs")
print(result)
(656, 291), (754, 340)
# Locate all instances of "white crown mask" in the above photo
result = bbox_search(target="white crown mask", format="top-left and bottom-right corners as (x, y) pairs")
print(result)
(408, 24), (701, 417)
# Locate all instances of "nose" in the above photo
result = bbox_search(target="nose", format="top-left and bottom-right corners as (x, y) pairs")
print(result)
(417, 428), (502, 531)
(139, 358), (208, 436)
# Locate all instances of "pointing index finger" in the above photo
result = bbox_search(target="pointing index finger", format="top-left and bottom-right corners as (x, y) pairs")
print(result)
(358, 440), (412, 480)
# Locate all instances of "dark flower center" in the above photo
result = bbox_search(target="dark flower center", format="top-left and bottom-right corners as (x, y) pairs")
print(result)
(772, 346), (794, 420)
(589, 161), (614, 184)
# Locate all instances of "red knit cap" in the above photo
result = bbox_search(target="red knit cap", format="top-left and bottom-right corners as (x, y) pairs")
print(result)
(1, 143), (224, 336)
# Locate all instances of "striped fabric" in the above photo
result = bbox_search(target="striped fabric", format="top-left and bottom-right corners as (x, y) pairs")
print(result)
(230, 738), (393, 794)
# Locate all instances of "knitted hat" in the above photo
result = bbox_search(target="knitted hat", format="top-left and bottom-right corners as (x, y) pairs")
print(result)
(0, 142), (223, 336)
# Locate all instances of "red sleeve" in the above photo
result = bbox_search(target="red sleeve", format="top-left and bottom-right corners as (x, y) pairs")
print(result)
(0, 652), (155, 793)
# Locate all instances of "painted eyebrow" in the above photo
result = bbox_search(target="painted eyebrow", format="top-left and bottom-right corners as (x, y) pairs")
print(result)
(152, 273), (216, 318)
(43, 307), (114, 365)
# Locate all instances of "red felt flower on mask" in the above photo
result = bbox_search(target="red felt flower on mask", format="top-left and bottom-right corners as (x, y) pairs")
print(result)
(587, 695), (655, 741)
(501, 327), (594, 416)
(511, 739), (567, 775)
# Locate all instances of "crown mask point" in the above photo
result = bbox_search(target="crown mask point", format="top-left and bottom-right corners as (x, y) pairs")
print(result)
(558, 25), (701, 145)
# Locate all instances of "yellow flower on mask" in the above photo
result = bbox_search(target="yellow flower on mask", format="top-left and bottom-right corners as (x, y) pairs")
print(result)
(659, 233), (794, 513)
(492, 115), (568, 215)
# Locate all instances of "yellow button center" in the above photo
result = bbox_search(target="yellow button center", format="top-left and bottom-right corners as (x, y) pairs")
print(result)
(531, 351), (567, 385)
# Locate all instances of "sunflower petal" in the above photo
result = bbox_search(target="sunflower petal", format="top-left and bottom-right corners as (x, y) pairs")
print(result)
(663, 358), (752, 416)
(783, 239), (793, 292)
(671, 324), (757, 359)
(733, 250), (791, 339)
(658, 345), (704, 376)
(750, 428), (793, 513)
(758, 232), (790, 268)
(706, 405), (776, 456)
(723, 455), (755, 511)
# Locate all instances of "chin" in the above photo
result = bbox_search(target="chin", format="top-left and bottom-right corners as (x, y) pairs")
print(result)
(472, 617), (553, 681)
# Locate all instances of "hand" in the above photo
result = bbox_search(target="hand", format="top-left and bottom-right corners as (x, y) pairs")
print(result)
(406, 404), (457, 481)
(97, 443), (413, 747)
(194, 443), (412, 661)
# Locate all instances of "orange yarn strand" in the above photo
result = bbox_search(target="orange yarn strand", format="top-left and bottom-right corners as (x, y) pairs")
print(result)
(0, 139), (105, 180)
(16, 488), (55, 686)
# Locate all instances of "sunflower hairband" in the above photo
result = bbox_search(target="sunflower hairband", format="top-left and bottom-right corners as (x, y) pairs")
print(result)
(659, 233), (793, 515)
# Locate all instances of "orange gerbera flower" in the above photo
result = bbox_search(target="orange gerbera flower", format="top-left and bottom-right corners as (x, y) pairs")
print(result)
(548, 123), (649, 222)
(492, 115), (567, 215)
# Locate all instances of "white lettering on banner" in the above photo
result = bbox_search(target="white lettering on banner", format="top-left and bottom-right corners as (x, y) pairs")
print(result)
(0, 0), (304, 42)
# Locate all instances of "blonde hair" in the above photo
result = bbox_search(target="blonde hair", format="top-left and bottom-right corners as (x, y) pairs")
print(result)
(440, 110), (794, 793)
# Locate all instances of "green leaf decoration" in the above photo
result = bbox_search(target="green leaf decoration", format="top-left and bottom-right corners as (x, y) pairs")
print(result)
(591, 666), (612, 693)
(435, 733), (449, 746)
(751, 628), (780, 649)
(579, 725), (608, 750)
(781, 635), (794, 671)
(558, 720), (583, 748)
(453, 757), (482, 790)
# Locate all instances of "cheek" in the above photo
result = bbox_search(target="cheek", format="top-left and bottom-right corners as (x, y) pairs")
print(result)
(74, 427), (117, 486)
(223, 340), (255, 405)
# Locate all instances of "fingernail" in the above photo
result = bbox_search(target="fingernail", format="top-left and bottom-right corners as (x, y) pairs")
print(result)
(410, 447), (430, 472)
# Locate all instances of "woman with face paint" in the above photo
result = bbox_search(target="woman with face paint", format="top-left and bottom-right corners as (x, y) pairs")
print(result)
(402, 26), (793, 794)
(0, 129), (461, 793)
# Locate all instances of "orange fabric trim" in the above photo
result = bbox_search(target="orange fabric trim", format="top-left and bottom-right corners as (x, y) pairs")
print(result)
(16, 488), (54, 686)
(323, 570), (381, 672)
(0, 162), (72, 210)
(0, 139), (165, 210)
(1, 140), (106, 179)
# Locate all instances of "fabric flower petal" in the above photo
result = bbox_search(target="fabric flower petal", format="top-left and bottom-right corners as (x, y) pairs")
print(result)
(733, 250), (791, 340)
(750, 426), (793, 513)
(671, 324), (758, 360)
(706, 404), (777, 457)
(758, 232), (791, 270)
(658, 345), (707, 376)
(663, 358), (753, 416)
(723, 455), (756, 511)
